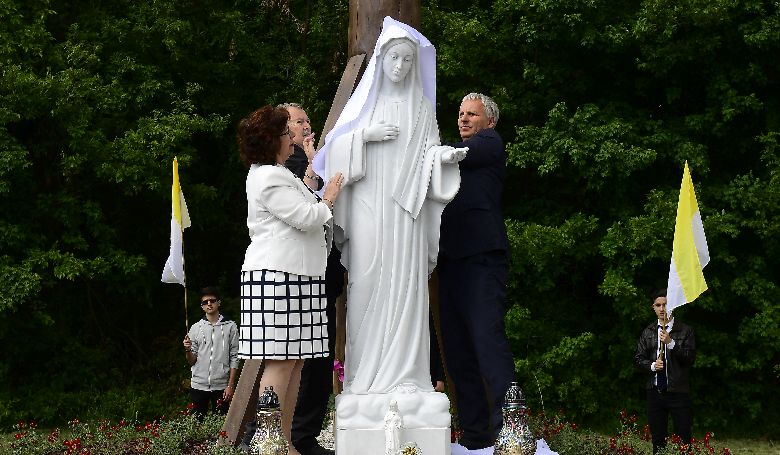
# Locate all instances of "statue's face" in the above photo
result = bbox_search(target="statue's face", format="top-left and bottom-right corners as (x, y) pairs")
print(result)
(382, 41), (415, 83)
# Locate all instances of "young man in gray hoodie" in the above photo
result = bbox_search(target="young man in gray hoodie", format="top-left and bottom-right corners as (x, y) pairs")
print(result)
(183, 286), (239, 420)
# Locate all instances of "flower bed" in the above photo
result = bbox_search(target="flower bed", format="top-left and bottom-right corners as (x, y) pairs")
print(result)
(5, 406), (732, 454)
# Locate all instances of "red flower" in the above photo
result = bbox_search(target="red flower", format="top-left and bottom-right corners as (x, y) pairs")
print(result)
(333, 359), (345, 382)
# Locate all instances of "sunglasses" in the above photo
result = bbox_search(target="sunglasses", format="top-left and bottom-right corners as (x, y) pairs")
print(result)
(201, 298), (219, 306)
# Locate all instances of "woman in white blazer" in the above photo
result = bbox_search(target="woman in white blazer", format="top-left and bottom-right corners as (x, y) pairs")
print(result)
(236, 105), (343, 453)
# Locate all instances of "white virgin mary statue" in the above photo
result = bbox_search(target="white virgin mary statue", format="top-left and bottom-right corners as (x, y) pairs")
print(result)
(313, 17), (466, 432)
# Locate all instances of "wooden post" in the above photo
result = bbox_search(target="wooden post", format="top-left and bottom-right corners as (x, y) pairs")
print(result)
(348, 0), (420, 60)
(316, 54), (366, 150)
(219, 360), (264, 446)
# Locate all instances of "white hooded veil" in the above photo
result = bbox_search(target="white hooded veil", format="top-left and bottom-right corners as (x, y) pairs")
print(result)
(313, 16), (437, 181)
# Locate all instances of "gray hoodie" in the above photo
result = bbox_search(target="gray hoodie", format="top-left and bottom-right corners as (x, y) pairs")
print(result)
(188, 315), (239, 391)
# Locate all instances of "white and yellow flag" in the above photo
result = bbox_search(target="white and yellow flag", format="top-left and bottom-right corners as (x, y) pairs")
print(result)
(161, 157), (191, 286)
(666, 161), (709, 316)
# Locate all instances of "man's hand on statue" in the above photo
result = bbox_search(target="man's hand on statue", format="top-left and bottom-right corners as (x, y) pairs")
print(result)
(364, 122), (400, 142)
(441, 147), (468, 163)
(654, 358), (664, 371)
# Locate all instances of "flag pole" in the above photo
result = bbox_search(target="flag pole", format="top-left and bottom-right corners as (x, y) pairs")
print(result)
(182, 242), (190, 344)
(184, 258), (189, 334)
(184, 290), (189, 333)
(658, 305), (668, 369)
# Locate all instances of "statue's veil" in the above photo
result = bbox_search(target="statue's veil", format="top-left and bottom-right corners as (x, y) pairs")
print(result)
(312, 16), (437, 180)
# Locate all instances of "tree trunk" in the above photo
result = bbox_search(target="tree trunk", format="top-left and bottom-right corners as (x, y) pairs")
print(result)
(348, 0), (420, 59)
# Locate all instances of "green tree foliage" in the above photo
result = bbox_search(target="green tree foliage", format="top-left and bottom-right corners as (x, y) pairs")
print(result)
(425, 0), (780, 436)
(1, 0), (778, 439)
(0, 0), (347, 425)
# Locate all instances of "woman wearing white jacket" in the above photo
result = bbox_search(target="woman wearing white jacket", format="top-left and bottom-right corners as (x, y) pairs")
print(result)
(236, 105), (343, 454)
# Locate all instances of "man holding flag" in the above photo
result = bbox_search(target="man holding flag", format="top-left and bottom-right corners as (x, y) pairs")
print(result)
(634, 288), (696, 453)
(634, 161), (707, 453)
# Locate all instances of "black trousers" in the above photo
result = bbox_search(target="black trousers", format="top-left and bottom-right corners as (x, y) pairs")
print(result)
(291, 246), (344, 451)
(646, 389), (693, 453)
(438, 251), (515, 450)
(189, 388), (228, 421)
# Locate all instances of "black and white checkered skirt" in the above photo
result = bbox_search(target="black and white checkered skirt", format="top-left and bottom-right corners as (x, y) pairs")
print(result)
(239, 270), (329, 360)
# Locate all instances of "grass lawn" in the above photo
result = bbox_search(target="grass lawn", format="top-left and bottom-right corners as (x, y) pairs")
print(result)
(719, 439), (778, 455)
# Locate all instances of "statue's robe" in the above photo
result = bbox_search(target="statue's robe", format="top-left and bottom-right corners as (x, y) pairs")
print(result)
(326, 93), (460, 395)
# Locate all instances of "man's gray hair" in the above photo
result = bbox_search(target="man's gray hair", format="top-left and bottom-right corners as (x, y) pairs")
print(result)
(276, 102), (304, 111)
(462, 93), (499, 125)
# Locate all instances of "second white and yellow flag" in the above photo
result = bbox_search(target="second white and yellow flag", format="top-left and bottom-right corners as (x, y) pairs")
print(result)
(666, 161), (709, 316)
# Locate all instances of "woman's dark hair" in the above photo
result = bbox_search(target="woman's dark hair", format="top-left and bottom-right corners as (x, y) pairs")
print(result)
(237, 105), (289, 165)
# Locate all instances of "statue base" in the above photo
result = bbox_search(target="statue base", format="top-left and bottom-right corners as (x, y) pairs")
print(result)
(334, 386), (451, 454)
(335, 428), (451, 455)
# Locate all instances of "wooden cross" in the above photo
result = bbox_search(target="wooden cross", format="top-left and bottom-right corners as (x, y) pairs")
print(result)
(220, 1), (428, 446)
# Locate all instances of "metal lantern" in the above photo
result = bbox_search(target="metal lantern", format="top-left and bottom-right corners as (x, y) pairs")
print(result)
(249, 386), (288, 455)
(494, 382), (536, 455)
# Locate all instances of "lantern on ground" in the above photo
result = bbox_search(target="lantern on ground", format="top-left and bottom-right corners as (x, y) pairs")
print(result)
(494, 382), (536, 455)
(250, 386), (287, 455)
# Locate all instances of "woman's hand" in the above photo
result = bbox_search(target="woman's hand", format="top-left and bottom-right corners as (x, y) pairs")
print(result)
(364, 122), (400, 142)
(322, 172), (344, 209)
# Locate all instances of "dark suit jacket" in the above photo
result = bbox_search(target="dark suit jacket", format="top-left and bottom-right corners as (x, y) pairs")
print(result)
(634, 321), (696, 393)
(439, 128), (509, 260)
(285, 144), (323, 191)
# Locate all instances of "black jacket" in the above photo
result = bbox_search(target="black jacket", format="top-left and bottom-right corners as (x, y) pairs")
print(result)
(634, 320), (696, 393)
(285, 144), (323, 191)
(440, 128), (509, 260)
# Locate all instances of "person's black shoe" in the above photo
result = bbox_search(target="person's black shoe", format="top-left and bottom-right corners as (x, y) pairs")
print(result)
(298, 444), (334, 455)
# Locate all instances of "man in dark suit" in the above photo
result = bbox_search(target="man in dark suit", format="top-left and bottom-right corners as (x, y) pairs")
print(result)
(635, 288), (696, 454)
(280, 103), (324, 192)
(438, 93), (515, 454)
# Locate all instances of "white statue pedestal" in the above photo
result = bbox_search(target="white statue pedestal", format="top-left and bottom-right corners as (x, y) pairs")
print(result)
(336, 428), (451, 455)
(334, 386), (451, 455)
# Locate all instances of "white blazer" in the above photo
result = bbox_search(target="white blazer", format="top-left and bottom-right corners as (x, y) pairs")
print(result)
(242, 164), (333, 277)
